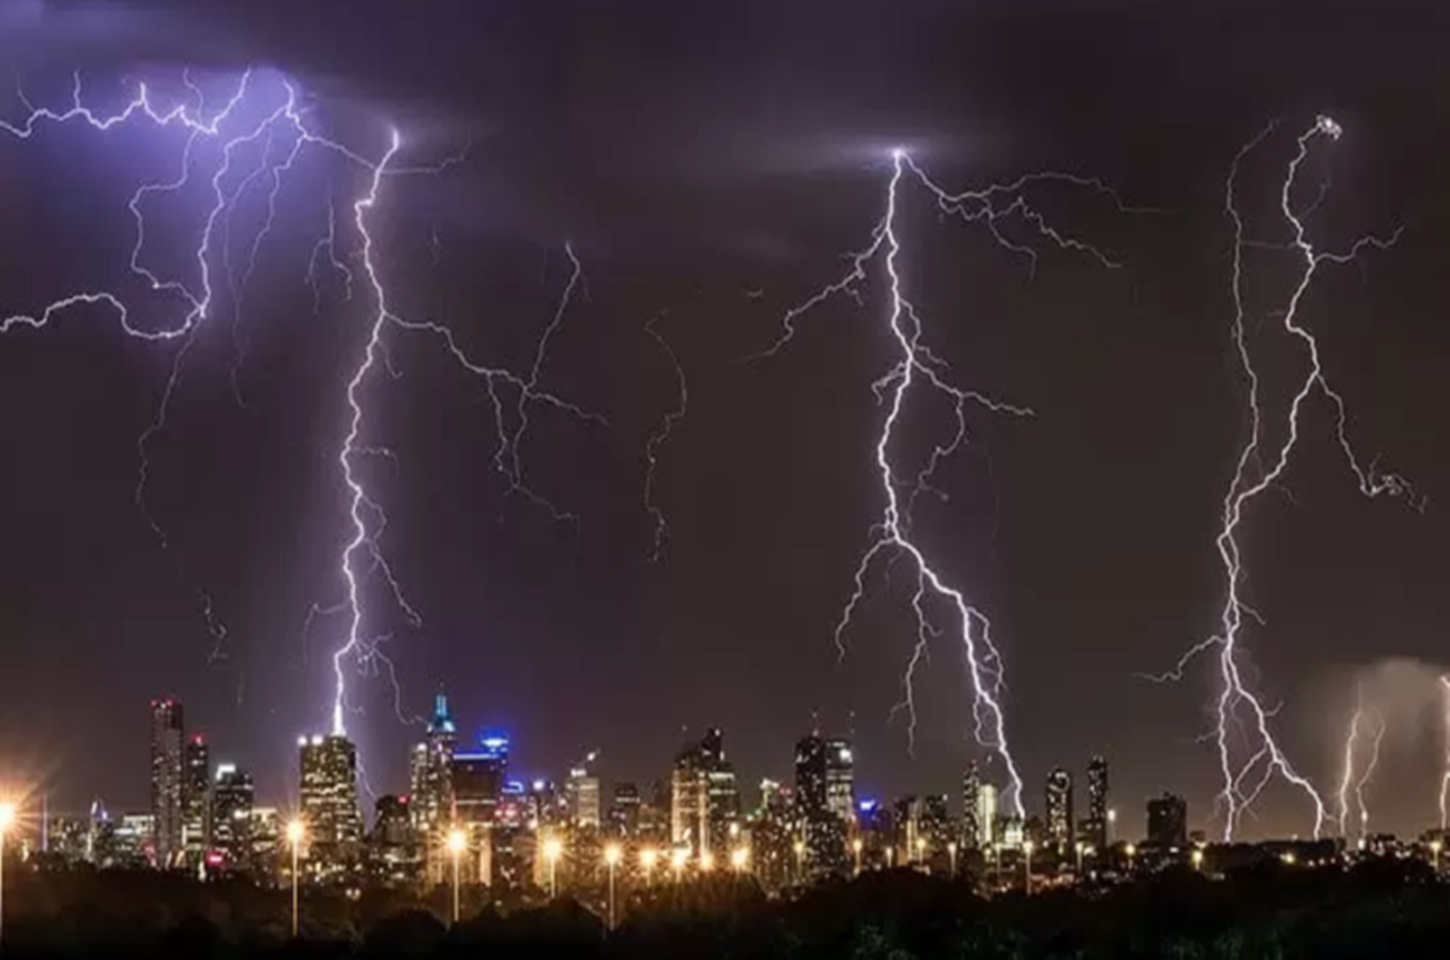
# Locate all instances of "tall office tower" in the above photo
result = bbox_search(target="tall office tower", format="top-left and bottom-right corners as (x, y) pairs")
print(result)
(408, 694), (458, 834)
(976, 782), (999, 849)
(182, 734), (211, 866)
(211, 763), (254, 870)
(1084, 755), (1109, 850)
(1045, 767), (1074, 851)
(149, 699), (185, 868)
(1146, 793), (1188, 850)
(825, 739), (855, 823)
(452, 733), (510, 828)
(368, 795), (420, 887)
(671, 728), (739, 852)
(920, 794), (953, 860)
(298, 733), (364, 877)
(962, 762), (982, 850)
(608, 782), (641, 836)
(565, 751), (602, 828)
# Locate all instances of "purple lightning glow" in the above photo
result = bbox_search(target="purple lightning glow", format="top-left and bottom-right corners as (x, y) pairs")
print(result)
(1, 66), (601, 740)
(1152, 116), (1411, 841)
(759, 148), (1128, 815)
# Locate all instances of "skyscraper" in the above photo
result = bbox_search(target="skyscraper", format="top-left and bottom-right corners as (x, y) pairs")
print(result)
(565, 752), (602, 828)
(149, 699), (184, 868)
(211, 763), (254, 871)
(1084, 755), (1109, 850)
(795, 733), (852, 870)
(182, 734), (211, 867)
(1045, 767), (1074, 851)
(408, 694), (457, 834)
(452, 733), (509, 828)
(608, 782), (641, 837)
(976, 782), (999, 849)
(671, 728), (739, 853)
(962, 762), (981, 850)
(1146, 793), (1188, 850)
(298, 733), (364, 877)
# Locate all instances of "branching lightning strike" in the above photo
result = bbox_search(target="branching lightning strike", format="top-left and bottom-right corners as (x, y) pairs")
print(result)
(1335, 687), (1386, 843)
(1152, 116), (1412, 841)
(644, 310), (688, 562)
(759, 148), (1129, 815)
(1, 67), (602, 739)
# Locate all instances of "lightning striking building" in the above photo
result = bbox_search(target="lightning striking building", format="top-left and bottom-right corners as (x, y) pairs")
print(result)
(149, 699), (185, 868)
(298, 733), (364, 878)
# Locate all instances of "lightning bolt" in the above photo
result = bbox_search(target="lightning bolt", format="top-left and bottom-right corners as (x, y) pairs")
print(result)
(1152, 116), (1411, 841)
(1, 66), (601, 744)
(758, 148), (1129, 816)
(1353, 710), (1385, 842)
(644, 309), (688, 562)
(1334, 687), (1386, 841)
(1439, 676), (1450, 831)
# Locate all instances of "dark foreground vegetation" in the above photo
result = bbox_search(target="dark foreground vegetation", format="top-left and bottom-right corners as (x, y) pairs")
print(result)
(2, 858), (1448, 958)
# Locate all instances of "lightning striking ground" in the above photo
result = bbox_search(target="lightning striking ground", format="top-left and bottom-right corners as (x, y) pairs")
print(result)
(760, 148), (1128, 815)
(1154, 117), (1411, 840)
(644, 310), (688, 562)
(1, 67), (602, 741)
(1335, 689), (1386, 842)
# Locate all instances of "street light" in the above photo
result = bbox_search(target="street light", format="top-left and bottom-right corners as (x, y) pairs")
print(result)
(604, 844), (622, 929)
(1074, 840), (1085, 876)
(699, 849), (715, 873)
(730, 846), (749, 875)
(640, 847), (658, 887)
(914, 836), (926, 868)
(543, 836), (564, 898)
(670, 848), (687, 884)
(852, 837), (864, 876)
(1124, 842), (1137, 874)
(446, 828), (467, 925)
(1191, 848), (1204, 872)
(1023, 840), (1035, 894)
(947, 841), (958, 877)
(1432, 839), (1444, 874)
(1107, 808), (1117, 845)
(792, 839), (805, 883)
(0, 801), (16, 948)
(285, 819), (305, 939)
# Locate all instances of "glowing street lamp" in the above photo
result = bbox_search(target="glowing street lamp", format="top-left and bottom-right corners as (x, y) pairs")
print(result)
(792, 839), (806, 883)
(1191, 848), (1204, 872)
(948, 840), (958, 877)
(1074, 840), (1085, 876)
(730, 846), (749, 875)
(915, 836), (927, 867)
(1432, 839), (1444, 874)
(285, 819), (305, 938)
(670, 848), (687, 883)
(543, 836), (564, 898)
(447, 828), (467, 924)
(1023, 840), (1035, 894)
(1124, 842), (1137, 873)
(852, 837), (864, 876)
(604, 844), (622, 929)
(699, 849), (715, 873)
(1107, 808), (1117, 844)
(0, 801), (17, 947)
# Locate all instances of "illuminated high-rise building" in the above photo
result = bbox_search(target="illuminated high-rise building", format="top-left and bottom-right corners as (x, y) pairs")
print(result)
(565, 752), (602, 828)
(976, 782), (999, 849)
(149, 699), (184, 868)
(962, 762), (982, 850)
(608, 781), (641, 837)
(211, 763), (254, 871)
(298, 733), (364, 877)
(670, 728), (739, 853)
(1045, 767), (1074, 851)
(408, 694), (457, 833)
(795, 732), (852, 871)
(182, 734), (211, 867)
(1084, 755), (1109, 850)
(920, 794), (952, 861)
(453, 732), (509, 828)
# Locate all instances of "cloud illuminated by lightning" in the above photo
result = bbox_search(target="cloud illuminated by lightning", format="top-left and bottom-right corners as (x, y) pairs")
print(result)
(758, 147), (1128, 815)
(1151, 116), (1411, 841)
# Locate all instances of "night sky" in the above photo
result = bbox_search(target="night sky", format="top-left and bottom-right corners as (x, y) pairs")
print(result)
(2, 0), (1449, 842)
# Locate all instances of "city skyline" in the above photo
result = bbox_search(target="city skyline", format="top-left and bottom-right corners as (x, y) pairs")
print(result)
(3, 0), (1450, 846)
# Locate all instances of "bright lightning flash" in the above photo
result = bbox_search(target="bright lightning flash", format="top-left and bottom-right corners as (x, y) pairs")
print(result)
(760, 148), (1130, 816)
(0, 68), (600, 740)
(1153, 117), (1411, 841)
(1334, 687), (1386, 843)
